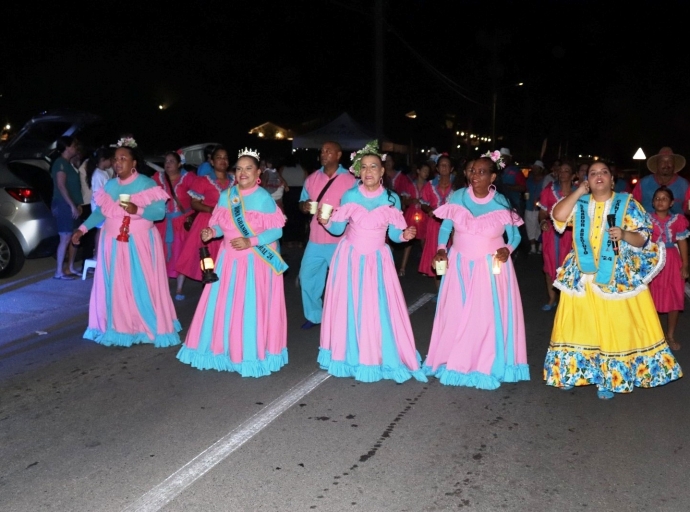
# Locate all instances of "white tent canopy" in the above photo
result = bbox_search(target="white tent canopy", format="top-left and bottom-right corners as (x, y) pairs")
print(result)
(291, 112), (375, 150)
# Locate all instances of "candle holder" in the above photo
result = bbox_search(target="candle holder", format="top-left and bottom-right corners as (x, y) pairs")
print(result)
(199, 246), (219, 283)
(116, 216), (131, 242)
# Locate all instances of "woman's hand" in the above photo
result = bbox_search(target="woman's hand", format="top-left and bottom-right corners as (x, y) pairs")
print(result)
(682, 265), (689, 280)
(540, 219), (552, 232)
(121, 201), (138, 215)
(230, 237), (251, 250)
(433, 249), (448, 266)
(71, 230), (84, 245)
(402, 226), (417, 241)
(495, 247), (510, 263)
(200, 227), (215, 242)
(70, 204), (81, 219)
(316, 212), (329, 225)
(576, 178), (590, 196)
(607, 226), (623, 243)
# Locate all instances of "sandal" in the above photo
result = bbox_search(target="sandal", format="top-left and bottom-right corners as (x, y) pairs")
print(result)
(53, 274), (77, 280)
(398, 268), (405, 277)
(541, 302), (557, 311)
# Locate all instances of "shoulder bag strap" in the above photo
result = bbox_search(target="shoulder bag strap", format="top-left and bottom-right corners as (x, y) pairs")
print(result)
(163, 172), (185, 211)
(316, 173), (339, 203)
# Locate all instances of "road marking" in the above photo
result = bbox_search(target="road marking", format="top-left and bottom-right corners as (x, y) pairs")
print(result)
(122, 371), (331, 512)
(124, 292), (432, 512)
(0, 269), (54, 293)
(407, 292), (435, 314)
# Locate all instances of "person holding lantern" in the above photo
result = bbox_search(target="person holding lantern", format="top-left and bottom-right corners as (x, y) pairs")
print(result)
(418, 154), (454, 293)
(176, 146), (234, 282)
(71, 138), (182, 348)
(398, 160), (430, 277)
(177, 148), (288, 377)
(316, 140), (426, 383)
(423, 152), (529, 389)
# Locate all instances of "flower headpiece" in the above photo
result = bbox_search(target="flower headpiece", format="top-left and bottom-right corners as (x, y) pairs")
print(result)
(116, 137), (138, 149)
(176, 148), (186, 165)
(238, 147), (260, 160)
(349, 140), (386, 177)
(481, 150), (505, 170)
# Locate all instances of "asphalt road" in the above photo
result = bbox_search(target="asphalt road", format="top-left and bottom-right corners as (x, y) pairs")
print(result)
(1, 244), (689, 512)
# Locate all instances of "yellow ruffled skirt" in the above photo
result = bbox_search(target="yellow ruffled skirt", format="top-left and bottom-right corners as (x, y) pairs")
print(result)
(544, 279), (682, 393)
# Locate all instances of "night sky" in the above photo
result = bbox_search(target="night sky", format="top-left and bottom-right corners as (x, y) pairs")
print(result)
(2, 0), (688, 169)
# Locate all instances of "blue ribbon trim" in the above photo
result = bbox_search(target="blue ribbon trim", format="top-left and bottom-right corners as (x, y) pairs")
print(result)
(229, 187), (287, 275)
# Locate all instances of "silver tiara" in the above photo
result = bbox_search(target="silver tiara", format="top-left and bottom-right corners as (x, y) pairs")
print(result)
(238, 147), (260, 160)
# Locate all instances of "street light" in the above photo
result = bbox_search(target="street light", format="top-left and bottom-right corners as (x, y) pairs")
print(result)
(491, 82), (523, 146)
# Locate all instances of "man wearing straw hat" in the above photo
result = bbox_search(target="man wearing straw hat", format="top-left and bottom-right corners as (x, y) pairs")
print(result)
(632, 146), (688, 215)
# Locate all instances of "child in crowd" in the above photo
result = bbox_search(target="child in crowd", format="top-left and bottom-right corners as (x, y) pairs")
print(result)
(648, 186), (689, 350)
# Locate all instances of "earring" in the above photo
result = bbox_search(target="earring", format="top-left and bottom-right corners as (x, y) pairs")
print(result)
(132, 167), (137, 174)
(489, 184), (497, 192)
(257, 178), (261, 185)
(379, 177), (383, 185)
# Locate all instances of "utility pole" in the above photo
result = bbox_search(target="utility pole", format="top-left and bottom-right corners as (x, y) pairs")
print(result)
(375, 0), (384, 142)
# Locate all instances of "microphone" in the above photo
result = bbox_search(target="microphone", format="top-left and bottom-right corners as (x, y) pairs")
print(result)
(607, 214), (618, 255)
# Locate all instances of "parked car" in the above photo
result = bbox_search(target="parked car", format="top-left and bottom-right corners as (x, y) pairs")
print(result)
(143, 142), (221, 175)
(0, 109), (111, 277)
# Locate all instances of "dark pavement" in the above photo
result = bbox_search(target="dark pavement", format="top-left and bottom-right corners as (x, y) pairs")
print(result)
(1, 242), (689, 511)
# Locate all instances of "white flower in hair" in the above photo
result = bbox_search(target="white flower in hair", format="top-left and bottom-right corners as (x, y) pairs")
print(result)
(482, 150), (505, 170)
(349, 140), (383, 177)
(116, 137), (138, 148)
(238, 147), (260, 160)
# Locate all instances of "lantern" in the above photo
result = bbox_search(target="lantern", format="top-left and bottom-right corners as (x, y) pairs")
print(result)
(199, 246), (219, 283)
(116, 216), (131, 242)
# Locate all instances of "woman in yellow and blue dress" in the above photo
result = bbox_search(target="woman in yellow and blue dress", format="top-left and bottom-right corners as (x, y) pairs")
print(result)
(543, 160), (682, 399)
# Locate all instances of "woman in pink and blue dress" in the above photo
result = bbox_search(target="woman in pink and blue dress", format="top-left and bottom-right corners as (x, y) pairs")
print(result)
(648, 185), (689, 351)
(153, 151), (196, 300)
(176, 146), (235, 282)
(177, 149), (288, 376)
(71, 138), (181, 347)
(424, 152), (529, 389)
(418, 155), (454, 293)
(317, 141), (426, 383)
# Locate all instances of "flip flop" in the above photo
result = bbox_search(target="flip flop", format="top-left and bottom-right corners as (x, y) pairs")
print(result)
(541, 303), (557, 311)
(53, 274), (77, 280)
(597, 389), (614, 400)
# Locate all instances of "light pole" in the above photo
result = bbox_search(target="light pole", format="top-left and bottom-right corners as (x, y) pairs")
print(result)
(491, 82), (523, 147)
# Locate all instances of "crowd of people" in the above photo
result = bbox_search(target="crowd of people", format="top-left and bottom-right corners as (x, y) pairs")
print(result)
(57, 135), (686, 399)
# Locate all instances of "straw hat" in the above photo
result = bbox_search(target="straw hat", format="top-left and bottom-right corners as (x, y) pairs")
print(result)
(647, 147), (686, 173)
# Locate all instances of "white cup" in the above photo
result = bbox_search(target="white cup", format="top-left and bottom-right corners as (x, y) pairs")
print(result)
(434, 259), (447, 276)
(119, 193), (131, 205)
(308, 201), (318, 214)
(320, 203), (334, 220)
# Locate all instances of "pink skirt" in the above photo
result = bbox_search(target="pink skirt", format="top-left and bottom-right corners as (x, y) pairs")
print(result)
(650, 245), (685, 312)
